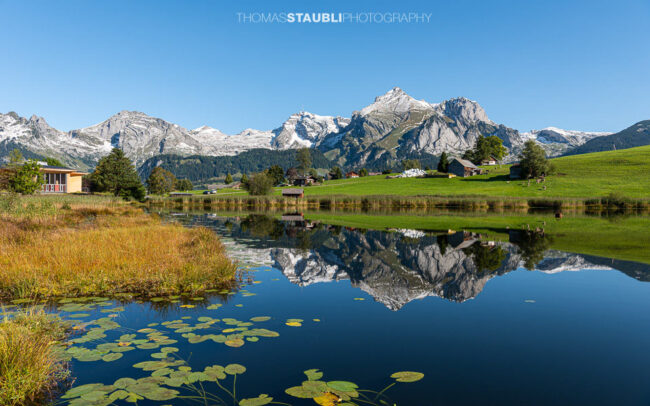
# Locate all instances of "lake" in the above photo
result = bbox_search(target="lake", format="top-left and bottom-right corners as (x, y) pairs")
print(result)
(11, 210), (650, 405)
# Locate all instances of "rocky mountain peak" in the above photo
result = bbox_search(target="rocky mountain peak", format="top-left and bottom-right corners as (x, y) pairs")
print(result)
(270, 111), (350, 149)
(437, 97), (492, 125)
(358, 87), (434, 116)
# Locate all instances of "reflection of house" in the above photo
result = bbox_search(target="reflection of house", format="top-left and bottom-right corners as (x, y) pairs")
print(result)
(40, 166), (87, 193)
(509, 163), (522, 179)
(448, 231), (479, 249)
(346, 171), (359, 178)
(293, 175), (316, 186)
(448, 159), (483, 177)
(282, 188), (304, 198)
(481, 156), (498, 165)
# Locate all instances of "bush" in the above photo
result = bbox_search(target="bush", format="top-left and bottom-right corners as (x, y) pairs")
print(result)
(147, 167), (176, 195)
(9, 161), (43, 194)
(244, 173), (274, 196)
(175, 178), (193, 191)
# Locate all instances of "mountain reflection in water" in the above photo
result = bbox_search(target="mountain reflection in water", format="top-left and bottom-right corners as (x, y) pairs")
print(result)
(172, 212), (650, 310)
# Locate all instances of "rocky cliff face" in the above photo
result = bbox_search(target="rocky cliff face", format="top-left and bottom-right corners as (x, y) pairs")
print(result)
(320, 89), (533, 167)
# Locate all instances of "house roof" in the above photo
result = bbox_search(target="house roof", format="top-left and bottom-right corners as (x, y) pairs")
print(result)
(453, 158), (478, 169)
(39, 165), (87, 175)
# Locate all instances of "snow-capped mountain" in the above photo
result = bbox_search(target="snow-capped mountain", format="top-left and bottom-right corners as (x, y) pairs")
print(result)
(1, 87), (617, 170)
(0, 110), (349, 169)
(320, 88), (522, 167)
(271, 111), (350, 149)
(520, 127), (612, 156)
(0, 112), (109, 168)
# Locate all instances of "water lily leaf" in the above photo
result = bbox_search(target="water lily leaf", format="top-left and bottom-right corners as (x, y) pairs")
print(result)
(161, 347), (179, 353)
(133, 360), (173, 371)
(246, 328), (279, 337)
(240, 394), (273, 406)
(285, 321), (302, 327)
(204, 365), (226, 380)
(108, 389), (130, 401)
(164, 377), (185, 387)
(390, 371), (424, 382)
(250, 316), (271, 322)
(224, 338), (245, 347)
(68, 313), (91, 318)
(152, 367), (173, 377)
(353, 298), (365, 301)
(314, 392), (339, 406)
(75, 351), (102, 362)
(102, 353), (123, 362)
(327, 381), (358, 392)
(137, 343), (160, 349)
(80, 390), (107, 402)
(285, 385), (325, 399)
(137, 328), (158, 334)
(207, 304), (221, 310)
(225, 363), (246, 375)
(151, 352), (168, 359)
(246, 337), (259, 342)
(114, 378), (137, 389)
(62, 383), (104, 399)
(180, 304), (195, 308)
(304, 369), (323, 381)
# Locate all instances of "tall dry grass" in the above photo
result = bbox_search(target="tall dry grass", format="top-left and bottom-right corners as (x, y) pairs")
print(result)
(0, 308), (69, 405)
(0, 197), (237, 299)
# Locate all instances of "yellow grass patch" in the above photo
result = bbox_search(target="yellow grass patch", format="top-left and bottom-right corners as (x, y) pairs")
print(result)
(0, 199), (236, 299)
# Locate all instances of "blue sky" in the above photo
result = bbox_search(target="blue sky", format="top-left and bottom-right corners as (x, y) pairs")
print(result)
(1, 0), (649, 134)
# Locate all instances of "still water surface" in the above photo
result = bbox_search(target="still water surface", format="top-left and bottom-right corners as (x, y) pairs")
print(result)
(43, 212), (650, 405)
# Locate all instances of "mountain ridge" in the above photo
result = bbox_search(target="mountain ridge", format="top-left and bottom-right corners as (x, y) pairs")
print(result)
(0, 88), (631, 170)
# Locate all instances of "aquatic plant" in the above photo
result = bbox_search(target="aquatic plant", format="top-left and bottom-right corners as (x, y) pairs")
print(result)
(0, 307), (70, 406)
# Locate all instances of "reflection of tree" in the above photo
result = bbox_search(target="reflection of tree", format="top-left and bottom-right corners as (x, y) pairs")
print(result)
(436, 234), (449, 255)
(463, 243), (506, 274)
(510, 230), (552, 270)
(240, 214), (285, 240)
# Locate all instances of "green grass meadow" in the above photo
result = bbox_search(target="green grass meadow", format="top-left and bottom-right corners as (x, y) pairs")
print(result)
(289, 146), (650, 199)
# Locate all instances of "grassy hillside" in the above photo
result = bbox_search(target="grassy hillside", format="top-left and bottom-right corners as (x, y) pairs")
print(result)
(566, 120), (650, 156)
(289, 145), (650, 199)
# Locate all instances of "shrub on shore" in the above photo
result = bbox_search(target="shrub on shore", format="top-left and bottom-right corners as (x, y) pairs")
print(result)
(0, 309), (69, 405)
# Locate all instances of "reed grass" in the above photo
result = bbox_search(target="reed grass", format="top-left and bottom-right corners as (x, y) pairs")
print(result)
(0, 196), (237, 299)
(0, 308), (69, 406)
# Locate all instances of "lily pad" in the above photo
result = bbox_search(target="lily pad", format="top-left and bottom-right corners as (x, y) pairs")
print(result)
(102, 353), (123, 362)
(327, 381), (358, 392)
(240, 394), (273, 406)
(224, 338), (245, 347)
(224, 363), (246, 375)
(304, 369), (323, 381)
(390, 371), (424, 382)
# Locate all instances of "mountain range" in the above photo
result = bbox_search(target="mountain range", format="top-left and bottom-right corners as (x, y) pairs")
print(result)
(2, 87), (646, 171)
